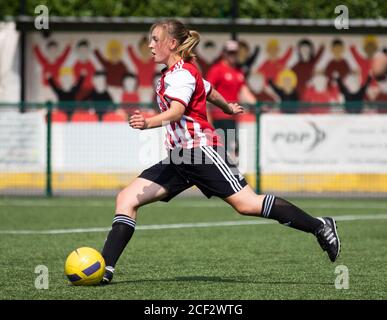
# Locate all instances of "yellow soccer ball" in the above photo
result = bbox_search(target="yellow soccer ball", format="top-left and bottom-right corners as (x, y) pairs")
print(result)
(64, 247), (105, 286)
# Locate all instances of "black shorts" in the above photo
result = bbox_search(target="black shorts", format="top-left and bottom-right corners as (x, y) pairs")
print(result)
(138, 146), (247, 202)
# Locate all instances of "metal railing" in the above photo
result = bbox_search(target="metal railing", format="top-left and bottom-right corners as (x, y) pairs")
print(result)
(1, 101), (387, 197)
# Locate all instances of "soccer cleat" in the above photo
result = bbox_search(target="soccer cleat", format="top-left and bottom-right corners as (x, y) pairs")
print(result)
(100, 266), (114, 284)
(315, 217), (341, 262)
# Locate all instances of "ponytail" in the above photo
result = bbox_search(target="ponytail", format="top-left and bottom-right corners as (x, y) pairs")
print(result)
(176, 30), (200, 60)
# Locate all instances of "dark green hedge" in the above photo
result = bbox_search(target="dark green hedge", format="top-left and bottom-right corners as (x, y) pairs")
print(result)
(2, 0), (386, 19)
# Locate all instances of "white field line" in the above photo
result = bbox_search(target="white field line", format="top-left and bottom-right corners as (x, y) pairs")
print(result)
(1, 200), (387, 210)
(1, 213), (387, 235)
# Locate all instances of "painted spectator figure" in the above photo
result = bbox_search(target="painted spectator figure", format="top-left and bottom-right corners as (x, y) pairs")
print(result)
(370, 50), (387, 113)
(371, 50), (387, 81)
(206, 40), (256, 162)
(302, 73), (338, 113)
(34, 39), (71, 87)
(94, 40), (129, 102)
(83, 71), (113, 121)
(350, 36), (379, 85)
(257, 39), (292, 84)
(268, 69), (299, 113)
(238, 40), (260, 78)
(128, 36), (156, 89)
(336, 73), (372, 114)
(247, 71), (276, 103)
(121, 73), (140, 104)
(292, 39), (324, 96)
(46, 67), (85, 121)
(325, 39), (351, 88)
(73, 39), (96, 100)
(33, 39), (71, 102)
(127, 36), (156, 103)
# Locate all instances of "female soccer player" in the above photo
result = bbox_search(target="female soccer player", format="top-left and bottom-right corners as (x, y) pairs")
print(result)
(101, 19), (340, 284)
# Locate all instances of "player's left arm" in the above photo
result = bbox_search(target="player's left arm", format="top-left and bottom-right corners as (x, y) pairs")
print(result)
(129, 101), (185, 130)
(206, 87), (244, 115)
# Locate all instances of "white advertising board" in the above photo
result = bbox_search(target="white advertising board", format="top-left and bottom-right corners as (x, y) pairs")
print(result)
(261, 114), (387, 174)
(0, 110), (46, 172)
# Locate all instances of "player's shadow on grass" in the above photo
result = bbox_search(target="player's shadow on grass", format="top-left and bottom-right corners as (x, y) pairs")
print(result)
(108, 276), (330, 286)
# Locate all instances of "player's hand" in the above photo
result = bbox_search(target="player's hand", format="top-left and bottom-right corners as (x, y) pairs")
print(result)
(226, 103), (244, 115)
(129, 110), (148, 130)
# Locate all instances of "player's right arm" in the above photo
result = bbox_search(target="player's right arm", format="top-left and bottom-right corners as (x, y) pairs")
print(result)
(129, 100), (185, 130)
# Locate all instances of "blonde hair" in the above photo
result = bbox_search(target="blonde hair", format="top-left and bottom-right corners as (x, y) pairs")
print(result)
(267, 39), (279, 50)
(277, 69), (298, 88)
(363, 35), (378, 47)
(106, 40), (123, 60)
(59, 67), (73, 77)
(150, 19), (200, 60)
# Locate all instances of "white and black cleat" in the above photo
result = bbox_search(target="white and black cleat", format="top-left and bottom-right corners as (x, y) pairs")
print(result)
(100, 266), (114, 285)
(315, 217), (341, 262)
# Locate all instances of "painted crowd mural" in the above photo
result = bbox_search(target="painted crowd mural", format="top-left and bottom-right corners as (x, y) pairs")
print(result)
(24, 32), (387, 121)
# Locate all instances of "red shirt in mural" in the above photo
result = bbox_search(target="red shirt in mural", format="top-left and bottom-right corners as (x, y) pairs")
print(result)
(127, 46), (156, 87)
(33, 45), (71, 86)
(292, 46), (325, 96)
(257, 47), (293, 84)
(94, 49), (129, 87)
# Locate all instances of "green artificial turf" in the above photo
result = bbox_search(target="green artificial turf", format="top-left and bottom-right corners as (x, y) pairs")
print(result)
(0, 197), (386, 300)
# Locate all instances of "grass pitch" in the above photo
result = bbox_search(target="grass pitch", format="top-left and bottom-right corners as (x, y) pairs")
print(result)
(0, 196), (386, 300)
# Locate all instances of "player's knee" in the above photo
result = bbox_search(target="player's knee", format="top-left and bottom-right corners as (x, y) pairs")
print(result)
(116, 190), (138, 212)
(235, 203), (260, 216)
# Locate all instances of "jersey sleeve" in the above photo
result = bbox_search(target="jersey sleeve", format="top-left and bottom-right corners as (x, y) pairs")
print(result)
(203, 79), (212, 95)
(164, 69), (196, 107)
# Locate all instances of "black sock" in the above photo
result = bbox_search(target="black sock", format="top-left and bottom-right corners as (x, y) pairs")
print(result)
(102, 214), (136, 270)
(261, 195), (323, 234)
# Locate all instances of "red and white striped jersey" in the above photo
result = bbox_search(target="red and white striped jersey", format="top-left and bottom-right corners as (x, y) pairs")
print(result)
(156, 59), (222, 149)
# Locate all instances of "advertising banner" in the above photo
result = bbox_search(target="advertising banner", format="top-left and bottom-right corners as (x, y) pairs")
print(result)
(261, 114), (387, 174)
